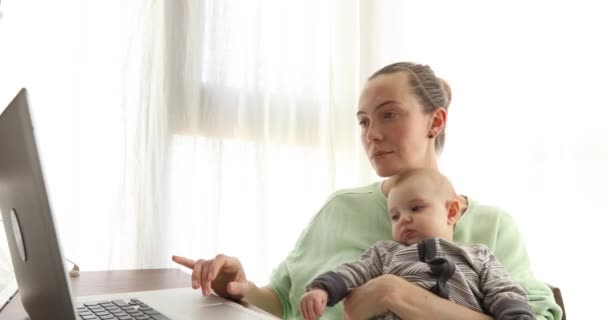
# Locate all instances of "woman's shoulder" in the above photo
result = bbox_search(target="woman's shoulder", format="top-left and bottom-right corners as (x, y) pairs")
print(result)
(321, 181), (385, 208)
(308, 181), (388, 226)
(462, 197), (514, 223)
(288, 182), (391, 257)
(454, 197), (521, 246)
(328, 182), (381, 197)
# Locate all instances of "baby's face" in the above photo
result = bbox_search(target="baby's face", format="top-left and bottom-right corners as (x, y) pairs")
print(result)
(387, 176), (451, 245)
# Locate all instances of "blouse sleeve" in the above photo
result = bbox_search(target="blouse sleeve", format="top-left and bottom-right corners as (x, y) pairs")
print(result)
(493, 212), (563, 320)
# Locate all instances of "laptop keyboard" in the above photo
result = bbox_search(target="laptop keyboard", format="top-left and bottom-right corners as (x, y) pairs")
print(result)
(76, 298), (172, 320)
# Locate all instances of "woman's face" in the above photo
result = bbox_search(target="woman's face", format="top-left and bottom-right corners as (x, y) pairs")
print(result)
(357, 72), (437, 177)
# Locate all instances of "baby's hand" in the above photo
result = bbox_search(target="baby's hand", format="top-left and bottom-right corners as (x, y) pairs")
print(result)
(300, 288), (328, 320)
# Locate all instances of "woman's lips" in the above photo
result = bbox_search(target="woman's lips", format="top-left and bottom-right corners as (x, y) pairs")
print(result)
(372, 151), (393, 159)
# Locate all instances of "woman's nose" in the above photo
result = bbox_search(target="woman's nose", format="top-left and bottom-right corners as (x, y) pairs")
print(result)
(365, 122), (383, 142)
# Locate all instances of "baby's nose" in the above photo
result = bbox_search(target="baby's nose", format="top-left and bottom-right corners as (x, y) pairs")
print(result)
(400, 215), (413, 224)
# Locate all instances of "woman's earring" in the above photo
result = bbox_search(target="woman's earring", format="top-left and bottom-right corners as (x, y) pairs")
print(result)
(427, 133), (434, 139)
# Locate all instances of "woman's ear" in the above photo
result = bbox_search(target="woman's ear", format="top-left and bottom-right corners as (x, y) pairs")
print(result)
(428, 108), (447, 138)
(446, 199), (460, 225)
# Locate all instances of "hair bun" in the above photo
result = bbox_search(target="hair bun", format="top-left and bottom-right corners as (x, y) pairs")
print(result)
(439, 78), (452, 108)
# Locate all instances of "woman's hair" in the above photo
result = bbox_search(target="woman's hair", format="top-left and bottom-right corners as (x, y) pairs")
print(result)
(369, 62), (452, 154)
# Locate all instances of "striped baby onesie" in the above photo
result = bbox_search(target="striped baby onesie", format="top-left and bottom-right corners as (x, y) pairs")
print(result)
(306, 237), (534, 320)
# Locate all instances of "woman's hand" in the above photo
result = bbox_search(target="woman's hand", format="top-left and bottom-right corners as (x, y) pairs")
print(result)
(172, 254), (249, 301)
(343, 274), (400, 320)
(344, 274), (493, 320)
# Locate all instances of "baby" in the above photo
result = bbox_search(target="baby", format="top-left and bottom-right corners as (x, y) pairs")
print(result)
(300, 168), (534, 320)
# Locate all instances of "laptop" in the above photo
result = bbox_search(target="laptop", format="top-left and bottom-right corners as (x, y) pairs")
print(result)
(0, 277), (17, 312)
(0, 89), (276, 320)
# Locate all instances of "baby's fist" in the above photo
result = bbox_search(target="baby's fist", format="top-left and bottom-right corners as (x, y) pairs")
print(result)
(299, 289), (328, 320)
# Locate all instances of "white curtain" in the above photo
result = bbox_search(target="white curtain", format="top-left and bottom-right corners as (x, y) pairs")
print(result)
(145, 0), (374, 282)
(1, 0), (375, 283)
(2, 1), (607, 319)
(0, 0), (147, 269)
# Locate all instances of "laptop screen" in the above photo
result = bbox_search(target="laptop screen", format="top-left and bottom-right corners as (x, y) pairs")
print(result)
(0, 222), (18, 311)
(0, 278), (17, 312)
(0, 89), (77, 319)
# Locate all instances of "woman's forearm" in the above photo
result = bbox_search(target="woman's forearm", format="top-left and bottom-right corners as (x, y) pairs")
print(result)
(243, 282), (283, 318)
(386, 283), (493, 320)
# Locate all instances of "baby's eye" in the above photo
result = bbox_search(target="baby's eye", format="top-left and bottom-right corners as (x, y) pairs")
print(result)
(411, 205), (425, 212)
(390, 212), (400, 221)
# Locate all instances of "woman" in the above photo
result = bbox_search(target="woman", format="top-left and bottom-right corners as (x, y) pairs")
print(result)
(173, 62), (562, 320)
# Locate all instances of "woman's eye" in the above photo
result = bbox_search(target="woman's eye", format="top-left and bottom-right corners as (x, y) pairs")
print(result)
(358, 119), (369, 128)
(383, 112), (397, 120)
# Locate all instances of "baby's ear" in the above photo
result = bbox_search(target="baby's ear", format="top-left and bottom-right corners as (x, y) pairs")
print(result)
(446, 199), (460, 225)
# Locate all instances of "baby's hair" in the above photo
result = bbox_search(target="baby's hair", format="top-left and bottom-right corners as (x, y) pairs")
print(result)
(391, 168), (456, 199)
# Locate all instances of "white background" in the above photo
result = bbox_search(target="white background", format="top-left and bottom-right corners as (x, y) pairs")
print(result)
(2, 1), (607, 319)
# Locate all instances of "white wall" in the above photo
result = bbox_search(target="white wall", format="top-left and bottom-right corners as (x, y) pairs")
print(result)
(368, 1), (607, 319)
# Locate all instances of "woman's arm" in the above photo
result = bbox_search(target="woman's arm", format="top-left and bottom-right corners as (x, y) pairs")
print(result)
(343, 274), (493, 320)
(491, 213), (562, 320)
(172, 255), (283, 318)
(243, 283), (283, 318)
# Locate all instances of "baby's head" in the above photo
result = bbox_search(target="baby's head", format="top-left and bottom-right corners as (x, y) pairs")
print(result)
(387, 168), (460, 245)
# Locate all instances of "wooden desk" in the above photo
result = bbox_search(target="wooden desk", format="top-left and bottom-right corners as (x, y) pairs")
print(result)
(0, 268), (273, 320)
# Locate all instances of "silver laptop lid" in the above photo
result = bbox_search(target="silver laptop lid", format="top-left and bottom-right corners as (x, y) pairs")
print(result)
(0, 88), (77, 319)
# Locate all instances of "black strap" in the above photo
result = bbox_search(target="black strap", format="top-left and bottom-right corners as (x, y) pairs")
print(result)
(427, 257), (456, 299)
(417, 238), (437, 262)
(416, 239), (456, 300)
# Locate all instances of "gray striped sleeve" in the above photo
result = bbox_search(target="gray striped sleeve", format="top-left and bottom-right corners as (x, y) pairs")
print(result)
(478, 248), (535, 320)
(305, 242), (387, 307)
(332, 241), (387, 290)
(306, 271), (349, 307)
